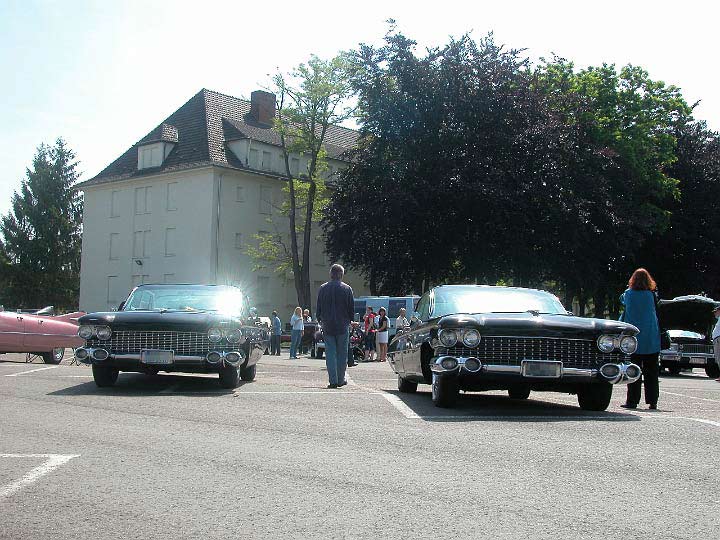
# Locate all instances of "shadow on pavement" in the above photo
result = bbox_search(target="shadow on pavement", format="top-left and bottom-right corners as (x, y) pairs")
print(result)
(47, 372), (243, 397)
(384, 389), (641, 423)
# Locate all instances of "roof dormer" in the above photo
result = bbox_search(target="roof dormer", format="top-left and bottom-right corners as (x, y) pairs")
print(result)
(137, 123), (178, 170)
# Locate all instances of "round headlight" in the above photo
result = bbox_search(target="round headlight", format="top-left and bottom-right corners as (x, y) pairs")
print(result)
(208, 327), (223, 343)
(96, 326), (112, 340)
(619, 336), (638, 355)
(226, 328), (243, 343)
(462, 329), (481, 348)
(78, 325), (94, 340)
(440, 357), (459, 370)
(597, 334), (616, 353)
(438, 329), (458, 347)
(464, 357), (482, 372)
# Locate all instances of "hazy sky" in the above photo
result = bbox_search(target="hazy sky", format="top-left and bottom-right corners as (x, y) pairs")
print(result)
(0, 0), (717, 216)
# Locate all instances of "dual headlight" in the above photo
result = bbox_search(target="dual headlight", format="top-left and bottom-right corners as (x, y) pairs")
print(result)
(207, 327), (243, 343)
(438, 328), (481, 348)
(78, 325), (112, 340)
(597, 334), (637, 355)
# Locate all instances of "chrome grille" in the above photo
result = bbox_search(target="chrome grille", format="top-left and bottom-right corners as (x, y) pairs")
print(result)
(443, 336), (626, 368)
(681, 344), (713, 355)
(87, 331), (212, 356)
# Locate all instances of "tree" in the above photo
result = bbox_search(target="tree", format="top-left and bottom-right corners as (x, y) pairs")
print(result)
(0, 139), (83, 310)
(245, 55), (354, 310)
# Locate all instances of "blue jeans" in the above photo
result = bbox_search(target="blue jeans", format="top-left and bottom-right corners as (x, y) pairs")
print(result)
(290, 329), (302, 358)
(324, 329), (349, 385)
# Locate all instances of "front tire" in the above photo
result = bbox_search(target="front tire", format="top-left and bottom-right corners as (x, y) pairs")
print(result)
(705, 362), (720, 379)
(41, 348), (65, 364)
(92, 364), (119, 387)
(508, 386), (531, 400)
(398, 376), (418, 393)
(668, 365), (682, 376)
(431, 374), (459, 408)
(577, 383), (612, 411)
(219, 364), (240, 388)
(240, 363), (256, 382)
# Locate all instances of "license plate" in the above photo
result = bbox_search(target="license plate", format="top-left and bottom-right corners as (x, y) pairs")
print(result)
(141, 350), (174, 364)
(521, 360), (562, 378)
(690, 357), (706, 366)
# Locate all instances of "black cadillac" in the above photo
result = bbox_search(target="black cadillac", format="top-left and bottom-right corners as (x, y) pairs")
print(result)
(657, 295), (719, 378)
(75, 284), (269, 389)
(388, 285), (642, 410)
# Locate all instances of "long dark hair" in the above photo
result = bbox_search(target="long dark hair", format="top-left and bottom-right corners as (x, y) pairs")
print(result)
(628, 268), (657, 291)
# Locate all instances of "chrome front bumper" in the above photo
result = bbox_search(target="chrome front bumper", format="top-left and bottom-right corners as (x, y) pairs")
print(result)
(74, 348), (245, 367)
(430, 356), (641, 385)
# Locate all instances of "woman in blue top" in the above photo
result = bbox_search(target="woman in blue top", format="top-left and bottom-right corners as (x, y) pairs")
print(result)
(620, 268), (661, 410)
(289, 306), (304, 359)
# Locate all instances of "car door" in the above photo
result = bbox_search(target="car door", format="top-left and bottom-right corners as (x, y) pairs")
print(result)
(402, 291), (433, 379)
(0, 312), (25, 351)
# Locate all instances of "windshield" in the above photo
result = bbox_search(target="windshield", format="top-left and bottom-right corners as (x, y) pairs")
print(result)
(668, 329), (705, 340)
(433, 287), (567, 318)
(122, 286), (245, 316)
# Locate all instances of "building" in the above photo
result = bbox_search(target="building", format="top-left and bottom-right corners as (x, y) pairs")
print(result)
(75, 88), (369, 314)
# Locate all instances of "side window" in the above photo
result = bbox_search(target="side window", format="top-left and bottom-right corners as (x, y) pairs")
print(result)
(415, 294), (430, 321)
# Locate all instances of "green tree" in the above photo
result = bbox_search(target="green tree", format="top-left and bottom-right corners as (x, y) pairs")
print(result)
(245, 55), (354, 310)
(0, 139), (83, 310)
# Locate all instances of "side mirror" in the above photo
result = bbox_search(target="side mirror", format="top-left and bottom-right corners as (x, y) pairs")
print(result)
(566, 310), (574, 316)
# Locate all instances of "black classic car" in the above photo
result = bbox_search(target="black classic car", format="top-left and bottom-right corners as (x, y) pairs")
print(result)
(657, 295), (719, 378)
(75, 284), (269, 389)
(389, 285), (642, 410)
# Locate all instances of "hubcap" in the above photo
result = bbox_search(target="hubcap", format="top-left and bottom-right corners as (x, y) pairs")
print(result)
(53, 348), (64, 361)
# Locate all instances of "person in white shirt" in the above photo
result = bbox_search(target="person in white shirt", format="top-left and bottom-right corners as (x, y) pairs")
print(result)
(712, 305), (720, 381)
(395, 308), (409, 333)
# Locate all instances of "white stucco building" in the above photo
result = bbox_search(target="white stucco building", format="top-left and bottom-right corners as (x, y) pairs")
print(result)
(76, 89), (369, 315)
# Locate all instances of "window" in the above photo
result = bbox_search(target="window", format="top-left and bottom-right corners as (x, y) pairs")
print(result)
(259, 186), (271, 215)
(164, 227), (176, 257)
(249, 148), (259, 169)
(110, 190), (121, 217)
(133, 229), (151, 258)
(236, 185), (245, 202)
(290, 157), (299, 176)
(134, 187), (152, 214)
(257, 276), (270, 300)
(235, 233), (243, 250)
(163, 273), (175, 284)
(166, 182), (178, 211)
(138, 143), (163, 169)
(262, 151), (272, 171)
(109, 233), (120, 260)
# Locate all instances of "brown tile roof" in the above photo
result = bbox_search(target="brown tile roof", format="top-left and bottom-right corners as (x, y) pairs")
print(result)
(77, 89), (358, 189)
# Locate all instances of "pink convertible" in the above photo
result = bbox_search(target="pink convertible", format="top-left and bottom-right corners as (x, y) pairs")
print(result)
(0, 310), (85, 364)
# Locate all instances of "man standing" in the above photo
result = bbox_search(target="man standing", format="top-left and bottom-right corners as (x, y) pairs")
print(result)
(316, 264), (354, 389)
(712, 305), (720, 382)
(270, 310), (282, 356)
(395, 307), (409, 334)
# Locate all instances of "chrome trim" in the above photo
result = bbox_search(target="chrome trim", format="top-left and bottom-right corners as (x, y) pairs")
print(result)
(91, 348), (109, 361)
(431, 356), (603, 379)
(223, 351), (244, 366)
(109, 352), (208, 362)
(599, 363), (623, 384)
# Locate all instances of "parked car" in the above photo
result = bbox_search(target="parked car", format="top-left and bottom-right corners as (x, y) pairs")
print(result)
(657, 295), (719, 378)
(75, 284), (269, 389)
(388, 285), (642, 410)
(0, 309), (84, 364)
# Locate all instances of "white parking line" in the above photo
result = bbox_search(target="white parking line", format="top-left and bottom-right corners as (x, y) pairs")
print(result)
(381, 393), (421, 419)
(661, 391), (720, 404)
(4, 366), (59, 377)
(0, 454), (80, 499)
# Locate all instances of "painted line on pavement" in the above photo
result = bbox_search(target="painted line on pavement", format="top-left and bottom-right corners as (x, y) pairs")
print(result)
(0, 454), (80, 499)
(4, 366), (59, 377)
(661, 391), (720, 404)
(381, 393), (421, 419)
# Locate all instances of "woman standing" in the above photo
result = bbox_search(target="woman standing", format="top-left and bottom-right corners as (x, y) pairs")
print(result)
(289, 306), (304, 359)
(620, 268), (661, 410)
(376, 307), (389, 362)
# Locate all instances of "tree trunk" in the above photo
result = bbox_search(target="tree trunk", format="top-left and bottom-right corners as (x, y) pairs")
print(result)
(578, 289), (587, 317)
(592, 289), (607, 319)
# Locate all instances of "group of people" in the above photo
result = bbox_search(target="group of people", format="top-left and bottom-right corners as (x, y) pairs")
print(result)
(360, 306), (409, 362)
(267, 307), (312, 358)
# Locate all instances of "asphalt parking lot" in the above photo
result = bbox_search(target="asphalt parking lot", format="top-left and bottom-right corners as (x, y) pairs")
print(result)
(1, 351), (718, 539)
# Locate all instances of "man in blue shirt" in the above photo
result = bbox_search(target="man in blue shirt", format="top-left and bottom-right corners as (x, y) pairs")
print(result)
(316, 264), (354, 388)
(270, 310), (282, 356)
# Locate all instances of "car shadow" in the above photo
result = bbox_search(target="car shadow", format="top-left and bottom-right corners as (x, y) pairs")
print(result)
(47, 372), (245, 397)
(385, 389), (641, 423)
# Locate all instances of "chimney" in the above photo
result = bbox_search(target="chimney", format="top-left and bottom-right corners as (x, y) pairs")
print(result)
(250, 90), (276, 125)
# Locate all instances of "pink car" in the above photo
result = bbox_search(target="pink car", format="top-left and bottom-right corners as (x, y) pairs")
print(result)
(0, 310), (85, 364)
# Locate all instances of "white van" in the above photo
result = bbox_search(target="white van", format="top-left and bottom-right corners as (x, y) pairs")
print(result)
(353, 296), (420, 337)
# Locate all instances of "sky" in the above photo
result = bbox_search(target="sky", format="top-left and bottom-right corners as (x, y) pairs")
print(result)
(0, 0), (718, 216)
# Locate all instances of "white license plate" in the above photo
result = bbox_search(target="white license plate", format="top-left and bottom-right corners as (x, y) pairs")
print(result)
(690, 357), (707, 366)
(141, 350), (174, 364)
(521, 360), (562, 378)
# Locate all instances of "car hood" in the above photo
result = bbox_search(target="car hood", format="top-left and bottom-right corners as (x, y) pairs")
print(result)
(78, 311), (243, 332)
(657, 296), (718, 334)
(436, 312), (637, 339)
